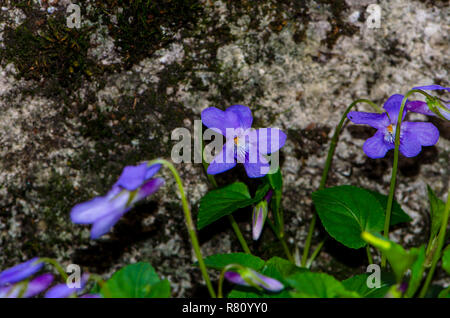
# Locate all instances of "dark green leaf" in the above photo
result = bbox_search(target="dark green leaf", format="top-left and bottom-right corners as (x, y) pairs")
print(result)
(442, 245), (450, 275)
(286, 272), (360, 298)
(227, 257), (302, 298)
(266, 168), (282, 191)
(312, 185), (385, 249)
(405, 245), (426, 297)
(366, 190), (411, 225)
(427, 185), (445, 240)
(202, 253), (265, 271)
(100, 262), (171, 298)
(197, 182), (268, 229)
(342, 273), (394, 298)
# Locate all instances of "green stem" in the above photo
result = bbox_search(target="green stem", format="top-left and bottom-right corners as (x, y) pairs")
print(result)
(267, 219), (294, 262)
(301, 99), (380, 267)
(382, 89), (432, 267)
(418, 189), (450, 298)
(306, 237), (327, 268)
(148, 159), (216, 298)
(227, 214), (252, 254)
(40, 257), (68, 281)
(200, 147), (251, 255)
(366, 245), (374, 265)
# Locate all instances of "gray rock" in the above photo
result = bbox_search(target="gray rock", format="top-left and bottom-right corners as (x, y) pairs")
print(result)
(0, 0), (448, 297)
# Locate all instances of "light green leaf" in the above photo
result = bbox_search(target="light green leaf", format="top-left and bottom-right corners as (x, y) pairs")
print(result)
(362, 232), (420, 282)
(286, 272), (360, 298)
(202, 253), (265, 271)
(100, 262), (170, 298)
(197, 182), (268, 229)
(312, 185), (385, 249)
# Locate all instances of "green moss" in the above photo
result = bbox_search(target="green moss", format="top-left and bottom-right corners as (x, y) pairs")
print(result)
(96, 0), (203, 67)
(2, 12), (99, 92)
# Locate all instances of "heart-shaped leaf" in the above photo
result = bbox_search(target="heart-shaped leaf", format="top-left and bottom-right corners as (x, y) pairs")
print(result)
(100, 262), (170, 298)
(312, 185), (385, 249)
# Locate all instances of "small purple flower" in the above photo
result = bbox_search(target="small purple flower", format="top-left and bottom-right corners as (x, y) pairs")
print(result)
(225, 268), (284, 292)
(45, 273), (89, 298)
(71, 162), (164, 239)
(252, 190), (273, 241)
(347, 94), (439, 159)
(0, 273), (54, 298)
(406, 84), (450, 120)
(0, 258), (44, 286)
(201, 105), (287, 178)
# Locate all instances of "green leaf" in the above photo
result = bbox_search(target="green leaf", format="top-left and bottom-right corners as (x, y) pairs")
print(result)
(260, 257), (308, 285)
(227, 257), (303, 298)
(202, 253), (265, 271)
(427, 185), (446, 240)
(100, 262), (171, 298)
(342, 273), (394, 298)
(286, 272), (360, 298)
(362, 232), (419, 282)
(442, 245), (450, 275)
(312, 185), (385, 249)
(197, 182), (268, 229)
(366, 190), (411, 225)
(266, 168), (282, 191)
(405, 245), (426, 297)
(438, 287), (450, 298)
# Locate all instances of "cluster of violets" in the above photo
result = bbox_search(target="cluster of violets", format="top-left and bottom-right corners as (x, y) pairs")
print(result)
(1, 84), (448, 297)
(0, 258), (98, 298)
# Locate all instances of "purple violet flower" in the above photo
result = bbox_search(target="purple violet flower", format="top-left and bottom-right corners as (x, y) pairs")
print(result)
(71, 162), (164, 239)
(45, 273), (90, 298)
(252, 190), (273, 241)
(406, 84), (450, 120)
(0, 258), (44, 286)
(0, 273), (53, 298)
(347, 94), (439, 159)
(201, 105), (287, 178)
(225, 268), (284, 292)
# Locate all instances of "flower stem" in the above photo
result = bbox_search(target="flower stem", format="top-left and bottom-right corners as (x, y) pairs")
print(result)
(418, 189), (450, 298)
(306, 237), (327, 268)
(382, 89), (432, 267)
(366, 245), (374, 265)
(200, 142), (251, 255)
(301, 99), (379, 267)
(40, 257), (68, 281)
(267, 218), (294, 262)
(227, 214), (252, 254)
(148, 159), (216, 298)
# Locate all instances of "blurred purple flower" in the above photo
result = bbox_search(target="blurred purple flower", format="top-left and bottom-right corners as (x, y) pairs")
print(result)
(406, 84), (450, 120)
(252, 190), (273, 241)
(201, 105), (286, 178)
(347, 94), (439, 159)
(0, 258), (44, 286)
(71, 163), (164, 239)
(0, 273), (53, 298)
(45, 273), (89, 298)
(225, 268), (283, 292)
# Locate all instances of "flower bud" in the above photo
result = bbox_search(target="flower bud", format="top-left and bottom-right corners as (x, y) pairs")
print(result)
(224, 267), (283, 292)
(252, 201), (268, 241)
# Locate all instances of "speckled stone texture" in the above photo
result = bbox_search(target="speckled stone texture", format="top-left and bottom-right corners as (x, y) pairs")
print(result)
(0, 0), (449, 296)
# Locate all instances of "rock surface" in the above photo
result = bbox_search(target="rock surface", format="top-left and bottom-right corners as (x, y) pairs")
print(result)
(0, 0), (449, 296)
